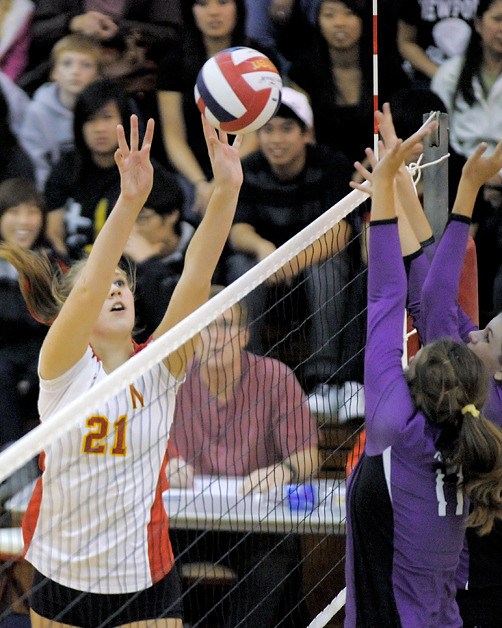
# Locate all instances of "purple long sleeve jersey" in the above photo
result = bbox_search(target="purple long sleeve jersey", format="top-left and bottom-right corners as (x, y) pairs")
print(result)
(345, 219), (466, 627)
(409, 216), (502, 592)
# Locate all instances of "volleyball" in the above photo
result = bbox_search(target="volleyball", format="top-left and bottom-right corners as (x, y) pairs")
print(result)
(194, 47), (282, 134)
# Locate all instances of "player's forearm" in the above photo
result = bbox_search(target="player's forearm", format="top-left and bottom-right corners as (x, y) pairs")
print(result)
(451, 178), (480, 219)
(395, 169), (433, 243)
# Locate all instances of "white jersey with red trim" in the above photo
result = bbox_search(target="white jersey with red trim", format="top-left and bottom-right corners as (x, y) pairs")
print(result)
(24, 345), (181, 594)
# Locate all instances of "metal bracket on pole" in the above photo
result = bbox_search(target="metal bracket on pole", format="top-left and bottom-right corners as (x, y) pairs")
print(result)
(423, 111), (449, 240)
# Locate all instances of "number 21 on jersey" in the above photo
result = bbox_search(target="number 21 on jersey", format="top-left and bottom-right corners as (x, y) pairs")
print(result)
(81, 384), (144, 457)
(82, 415), (127, 456)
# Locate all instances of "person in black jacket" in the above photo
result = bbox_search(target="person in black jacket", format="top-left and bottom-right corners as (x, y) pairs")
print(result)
(44, 78), (175, 260)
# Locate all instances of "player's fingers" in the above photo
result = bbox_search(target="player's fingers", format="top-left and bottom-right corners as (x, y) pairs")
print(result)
(201, 115), (217, 159)
(353, 160), (372, 181)
(116, 124), (128, 157)
(129, 114), (139, 151)
(232, 134), (243, 150)
(349, 180), (372, 195)
(493, 138), (502, 157)
(362, 146), (377, 164)
(142, 118), (155, 151)
(218, 128), (229, 145)
(363, 148), (378, 169)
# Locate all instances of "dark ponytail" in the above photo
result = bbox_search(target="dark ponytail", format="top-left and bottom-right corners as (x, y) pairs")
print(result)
(412, 338), (502, 534)
(458, 409), (502, 535)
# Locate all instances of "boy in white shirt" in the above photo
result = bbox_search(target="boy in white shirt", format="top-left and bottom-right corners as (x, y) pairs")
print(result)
(19, 33), (102, 190)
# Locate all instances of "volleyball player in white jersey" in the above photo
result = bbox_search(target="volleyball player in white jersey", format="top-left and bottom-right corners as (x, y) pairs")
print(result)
(0, 114), (243, 627)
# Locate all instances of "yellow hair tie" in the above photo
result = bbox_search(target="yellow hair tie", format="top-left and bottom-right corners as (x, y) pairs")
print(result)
(461, 404), (480, 418)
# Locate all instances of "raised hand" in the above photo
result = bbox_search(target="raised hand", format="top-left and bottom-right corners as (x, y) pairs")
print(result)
(350, 147), (378, 195)
(461, 138), (502, 190)
(201, 116), (243, 191)
(375, 102), (400, 150)
(114, 115), (154, 207)
(372, 121), (436, 183)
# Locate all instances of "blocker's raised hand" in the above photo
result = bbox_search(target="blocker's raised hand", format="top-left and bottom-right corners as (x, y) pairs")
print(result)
(461, 138), (502, 190)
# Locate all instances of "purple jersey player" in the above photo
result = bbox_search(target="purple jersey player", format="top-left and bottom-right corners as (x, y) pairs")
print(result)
(397, 137), (502, 626)
(344, 119), (502, 627)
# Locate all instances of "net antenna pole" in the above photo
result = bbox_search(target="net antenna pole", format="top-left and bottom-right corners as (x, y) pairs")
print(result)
(423, 111), (450, 239)
(372, 0), (379, 156)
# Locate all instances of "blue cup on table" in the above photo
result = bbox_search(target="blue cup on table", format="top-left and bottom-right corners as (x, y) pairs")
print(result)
(285, 484), (316, 512)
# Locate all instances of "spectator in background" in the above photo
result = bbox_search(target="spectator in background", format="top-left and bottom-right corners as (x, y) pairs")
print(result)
(431, 0), (502, 327)
(248, 0), (399, 76)
(397, 0), (479, 88)
(431, 0), (502, 162)
(227, 87), (365, 420)
(167, 288), (319, 627)
(0, 178), (66, 452)
(17, 0), (182, 165)
(0, 0), (34, 81)
(157, 0), (266, 219)
(19, 33), (102, 191)
(288, 0), (408, 166)
(18, 0), (182, 94)
(43, 78), (176, 260)
(244, 0), (317, 74)
(124, 173), (194, 343)
(0, 87), (34, 184)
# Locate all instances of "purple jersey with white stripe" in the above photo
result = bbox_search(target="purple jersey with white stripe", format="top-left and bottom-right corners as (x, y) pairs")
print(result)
(410, 216), (502, 591)
(345, 220), (466, 627)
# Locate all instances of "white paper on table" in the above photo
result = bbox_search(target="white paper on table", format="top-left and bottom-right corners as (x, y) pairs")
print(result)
(192, 475), (244, 496)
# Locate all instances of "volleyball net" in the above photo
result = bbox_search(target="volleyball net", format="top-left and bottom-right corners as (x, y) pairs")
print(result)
(0, 187), (370, 626)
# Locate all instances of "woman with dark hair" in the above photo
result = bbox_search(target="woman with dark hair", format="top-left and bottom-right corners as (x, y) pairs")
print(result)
(345, 118), (502, 626)
(44, 78), (178, 260)
(0, 178), (66, 451)
(431, 0), (502, 162)
(431, 0), (502, 328)
(157, 0), (265, 217)
(287, 0), (408, 164)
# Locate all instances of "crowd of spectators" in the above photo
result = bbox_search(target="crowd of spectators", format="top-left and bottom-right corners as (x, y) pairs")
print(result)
(1, 1), (502, 626)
